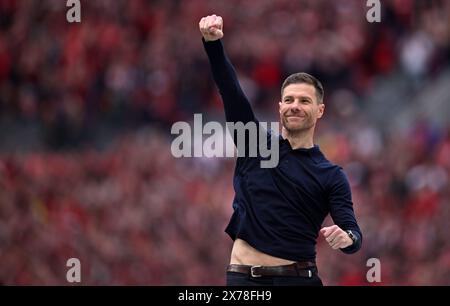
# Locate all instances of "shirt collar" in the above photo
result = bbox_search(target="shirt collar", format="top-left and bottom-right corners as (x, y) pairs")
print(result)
(279, 135), (320, 151)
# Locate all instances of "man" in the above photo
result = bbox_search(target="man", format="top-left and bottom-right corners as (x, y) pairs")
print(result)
(199, 14), (362, 286)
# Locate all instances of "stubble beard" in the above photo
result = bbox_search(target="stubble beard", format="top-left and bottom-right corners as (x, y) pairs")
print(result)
(281, 115), (315, 134)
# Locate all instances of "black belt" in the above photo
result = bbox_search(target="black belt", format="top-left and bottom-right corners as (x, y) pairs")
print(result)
(227, 262), (316, 278)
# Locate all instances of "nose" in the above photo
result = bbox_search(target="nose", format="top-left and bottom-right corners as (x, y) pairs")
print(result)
(289, 100), (301, 113)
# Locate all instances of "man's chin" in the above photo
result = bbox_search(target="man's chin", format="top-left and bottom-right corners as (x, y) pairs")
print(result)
(283, 121), (313, 133)
(284, 124), (305, 133)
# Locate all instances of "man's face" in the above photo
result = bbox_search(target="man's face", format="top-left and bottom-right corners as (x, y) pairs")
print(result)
(279, 83), (325, 133)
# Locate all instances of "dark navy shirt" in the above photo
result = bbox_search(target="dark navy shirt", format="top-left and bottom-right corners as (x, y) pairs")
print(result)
(203, 38), (362, 261)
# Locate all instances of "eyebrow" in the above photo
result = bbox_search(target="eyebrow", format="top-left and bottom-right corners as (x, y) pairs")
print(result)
(283, 95), (313, 101)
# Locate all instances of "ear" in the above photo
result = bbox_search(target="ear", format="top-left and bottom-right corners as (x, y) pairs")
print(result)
(278, 101), (282, 114)
(317, 103), (325, 119)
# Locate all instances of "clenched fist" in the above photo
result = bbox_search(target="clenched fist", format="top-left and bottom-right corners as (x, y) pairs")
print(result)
(199, 14), (224, 42)
(320, 225), (353, 250)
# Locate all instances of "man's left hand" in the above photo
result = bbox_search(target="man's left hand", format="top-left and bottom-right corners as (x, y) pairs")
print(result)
(320, 225), (353, 250)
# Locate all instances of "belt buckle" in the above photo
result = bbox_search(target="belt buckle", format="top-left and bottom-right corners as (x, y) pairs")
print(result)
(250, 265), (262, 278)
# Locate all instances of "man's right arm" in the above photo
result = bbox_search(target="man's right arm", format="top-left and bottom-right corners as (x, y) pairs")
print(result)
(199, 15), (256, 125)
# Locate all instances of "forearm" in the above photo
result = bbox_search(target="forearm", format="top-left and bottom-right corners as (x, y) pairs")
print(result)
(328, 170), (363, 254)
(202, 38), (256, 124)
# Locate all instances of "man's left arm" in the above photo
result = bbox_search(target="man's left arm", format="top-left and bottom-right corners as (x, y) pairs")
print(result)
(321, 168), (362, 254)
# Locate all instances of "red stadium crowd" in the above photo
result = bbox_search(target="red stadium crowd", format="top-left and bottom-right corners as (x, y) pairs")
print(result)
(1, 122), (449, 285)
(0, 0), (449, 285)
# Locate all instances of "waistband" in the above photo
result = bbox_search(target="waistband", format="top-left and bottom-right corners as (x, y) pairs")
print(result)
(227, 261), (316, 278)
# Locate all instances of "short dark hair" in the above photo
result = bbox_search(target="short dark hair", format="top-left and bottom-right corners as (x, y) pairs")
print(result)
(281, 72), (324, 104)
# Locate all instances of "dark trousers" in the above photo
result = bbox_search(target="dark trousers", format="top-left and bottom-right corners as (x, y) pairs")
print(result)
(226, 267), (323, 286)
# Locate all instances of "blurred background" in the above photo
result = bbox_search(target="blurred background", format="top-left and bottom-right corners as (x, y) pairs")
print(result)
(0, 0), (449, 285)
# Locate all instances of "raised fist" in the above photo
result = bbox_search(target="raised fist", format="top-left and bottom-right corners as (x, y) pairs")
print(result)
(199, 14), (224, 42)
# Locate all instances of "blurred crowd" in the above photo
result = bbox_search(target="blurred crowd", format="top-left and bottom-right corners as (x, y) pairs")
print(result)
(0, 130), (235, 285)
(0, 0), (450, 285)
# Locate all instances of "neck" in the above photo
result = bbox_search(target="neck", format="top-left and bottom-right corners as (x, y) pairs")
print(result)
(281, 127), (315, 149)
